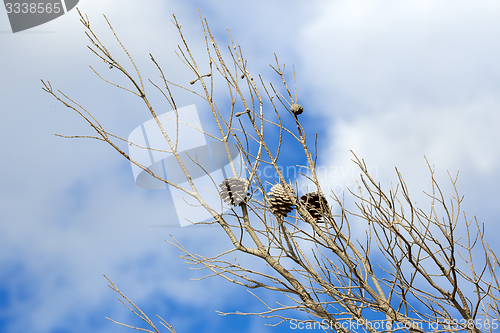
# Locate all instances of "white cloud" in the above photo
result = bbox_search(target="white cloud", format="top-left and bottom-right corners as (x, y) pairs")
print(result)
(294, 0), (500, 278)
(300, 0), (500, 111)
(0, 1), (254, 332)
(296, 0), (500, 197)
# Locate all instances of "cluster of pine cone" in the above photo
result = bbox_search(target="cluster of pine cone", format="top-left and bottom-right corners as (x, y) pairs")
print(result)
(219, 177), (329, 220)
(266, 183), (328, 220)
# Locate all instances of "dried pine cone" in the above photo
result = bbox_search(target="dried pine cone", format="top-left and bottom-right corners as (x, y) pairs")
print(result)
(219, 177), (249, 206)
(267, 183), (297, 217)
(290, 103), (303, 116)
(300, 192), (328, 221)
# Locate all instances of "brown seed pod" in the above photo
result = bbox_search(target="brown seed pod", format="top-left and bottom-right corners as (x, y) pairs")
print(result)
(300, 192), (328, 221)
(290, 103), (304, 116)
(219, 177), (249, 206)
(267, 183), (297, 217)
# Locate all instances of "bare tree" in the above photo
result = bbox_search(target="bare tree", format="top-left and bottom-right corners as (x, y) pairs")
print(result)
(42, 9), (499, 333)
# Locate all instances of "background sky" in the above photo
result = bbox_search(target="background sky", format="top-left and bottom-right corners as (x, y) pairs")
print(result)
(1, 0), (500, 332)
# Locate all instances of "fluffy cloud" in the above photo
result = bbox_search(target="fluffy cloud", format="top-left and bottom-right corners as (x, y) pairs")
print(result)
(297, 0), (500, 222)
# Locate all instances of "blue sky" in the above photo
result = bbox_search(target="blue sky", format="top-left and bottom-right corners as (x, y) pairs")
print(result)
(1, 0), (500, 332)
